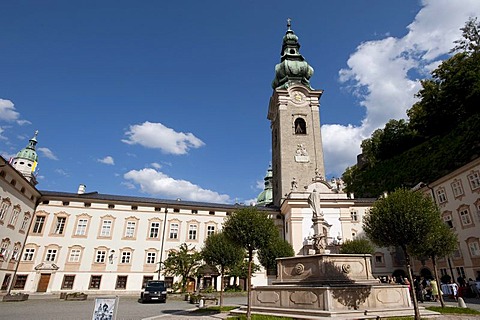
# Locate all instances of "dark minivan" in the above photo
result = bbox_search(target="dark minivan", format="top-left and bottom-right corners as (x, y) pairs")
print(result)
(140, 280), (167, 303)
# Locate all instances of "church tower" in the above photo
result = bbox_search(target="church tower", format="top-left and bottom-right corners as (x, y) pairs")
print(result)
(268, 21), (325, 207)
(11, 131), (39, 185)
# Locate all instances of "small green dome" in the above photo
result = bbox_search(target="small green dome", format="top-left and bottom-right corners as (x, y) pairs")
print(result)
(16, 131), (38, 162)
(256, 166), (273, 206)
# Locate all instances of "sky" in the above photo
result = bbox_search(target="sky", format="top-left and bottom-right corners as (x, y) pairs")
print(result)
(1, 0), (479, 205)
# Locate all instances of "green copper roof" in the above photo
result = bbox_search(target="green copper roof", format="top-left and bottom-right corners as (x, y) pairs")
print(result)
(256, 166), (273, 206)
(16, 131), (39, 162)
(272, 19), (314, 90)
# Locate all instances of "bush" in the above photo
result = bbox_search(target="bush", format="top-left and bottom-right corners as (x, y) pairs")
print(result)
(224, 284), (243, 292)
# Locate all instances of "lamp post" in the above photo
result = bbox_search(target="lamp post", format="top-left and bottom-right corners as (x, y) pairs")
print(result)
(158, 208), (168, 280)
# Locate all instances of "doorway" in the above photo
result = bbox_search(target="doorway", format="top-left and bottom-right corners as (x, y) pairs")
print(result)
(37, 273), (51, 292)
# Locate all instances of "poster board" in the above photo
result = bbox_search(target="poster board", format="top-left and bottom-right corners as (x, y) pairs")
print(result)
(92, 296), (119, 320)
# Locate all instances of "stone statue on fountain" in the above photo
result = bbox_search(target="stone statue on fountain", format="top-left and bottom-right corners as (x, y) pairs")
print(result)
(308, 189), (328, 254)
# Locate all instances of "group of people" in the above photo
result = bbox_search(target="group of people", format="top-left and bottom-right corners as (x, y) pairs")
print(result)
(381, 274), (480, 301)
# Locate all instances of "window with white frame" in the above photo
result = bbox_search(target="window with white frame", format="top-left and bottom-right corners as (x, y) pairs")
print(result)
(456, 266), (466, 278)
(125, 221), (136, 238)
(95, 249), (106, 263)
(8, 206), (21, 227)
(188, 224), (197, 240)
(436, 187), (447, 204)
(45, 249), (58, 262)
(443, 212), (454, 228)
(452, 243), (463, 259)
(207, 225), (215, 236)
(32, 216), (46, 234)
(468, 171), (480, 191)
(468, 239), (480, 257)
(68, 248), (81, 263)
(11, 243), (21, 260)
(120, 251), (131, 264)
(53, 217), (67, 234)
(475, 199), (480, 223)
(350, 210), (358, 222)
(100, 220), (112, 237)
(451, 180), (464, 198)
(75, 218), (88, 236)
(149, 222), (160, 238)
(459, 207), (473, 227)
(146, 252), (156, 264)
(20, 213), (30, 232)
(0, 199), (11, 222)
(23, 248), (35, 261)
(169, 222), (179, 239)
(0, 238), (9, 260)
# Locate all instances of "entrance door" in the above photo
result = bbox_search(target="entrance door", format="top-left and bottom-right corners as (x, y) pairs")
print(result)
(37, 273), (51, 292)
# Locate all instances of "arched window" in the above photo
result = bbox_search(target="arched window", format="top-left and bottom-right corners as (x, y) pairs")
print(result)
(294, 118), (306, 134)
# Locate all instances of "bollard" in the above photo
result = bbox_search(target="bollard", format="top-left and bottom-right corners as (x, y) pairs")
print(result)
(457, 297), (467, 308)
(199, 298), (204, 308)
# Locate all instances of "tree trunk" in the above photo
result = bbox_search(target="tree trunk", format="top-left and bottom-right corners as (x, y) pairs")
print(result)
(404, 251), (421, 320)
(220, 267), (224, 307)
(432, 255), (445, 308)
(246, 250), (253, 320)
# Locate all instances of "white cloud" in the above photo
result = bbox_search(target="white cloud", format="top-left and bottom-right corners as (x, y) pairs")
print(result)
(55, 168), (69, 176)
(324, 0), (480, 177)
(151, 162), (162, 169)
(124, 168), (230, 203)
(122, 121), (205, 155)
(98, 156), (115, 165)
(38, 147), (59, 160)
(0, 99), (20, 122)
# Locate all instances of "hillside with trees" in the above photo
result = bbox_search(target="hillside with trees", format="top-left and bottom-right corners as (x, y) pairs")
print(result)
(342, 18), (480, 197)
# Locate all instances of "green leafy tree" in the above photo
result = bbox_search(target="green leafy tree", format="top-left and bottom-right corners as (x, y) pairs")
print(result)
(339, 237), (375, 255)
(258, 236), (294, 275)
(410, 219), (457, 308)
(344, 18), (480, 197)
(201, 232), (244, 306)
(363, 188), (441, 320)
(223, 207), (279, 320)
(452, 17), (480, 54)
(162, 243), (202, 293)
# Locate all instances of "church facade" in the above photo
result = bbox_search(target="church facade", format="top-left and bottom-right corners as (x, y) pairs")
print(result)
(1, 22), (479, 295)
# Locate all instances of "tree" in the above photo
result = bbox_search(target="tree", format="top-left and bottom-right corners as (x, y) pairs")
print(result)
(223, 207), (279, 320)
(410, 219), (457, 308)
(452, 17), (480, 54)
(258, 236), (294, 275)
(162, 243), (202, 293)
(201, 232), (244, 307)
(363, 188), (441, 320)
(339, 237), (375, 255)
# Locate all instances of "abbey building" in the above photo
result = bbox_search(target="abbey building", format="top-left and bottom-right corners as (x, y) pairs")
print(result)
(1, 22), (479, 295)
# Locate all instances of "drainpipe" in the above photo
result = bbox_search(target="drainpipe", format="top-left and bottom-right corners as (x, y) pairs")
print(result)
(158, 208), (168, 280)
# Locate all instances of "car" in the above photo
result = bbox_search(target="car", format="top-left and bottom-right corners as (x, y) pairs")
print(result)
(140, 281), (167, 303)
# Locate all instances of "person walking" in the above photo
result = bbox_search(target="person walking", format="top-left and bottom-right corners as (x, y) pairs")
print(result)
(430, 278), (439, 302)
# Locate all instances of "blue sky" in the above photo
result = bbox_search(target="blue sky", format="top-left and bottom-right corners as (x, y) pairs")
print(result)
(1, 0), (479, 204)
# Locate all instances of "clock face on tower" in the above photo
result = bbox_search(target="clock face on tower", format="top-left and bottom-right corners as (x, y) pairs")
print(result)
(291, 91), (305, 104)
